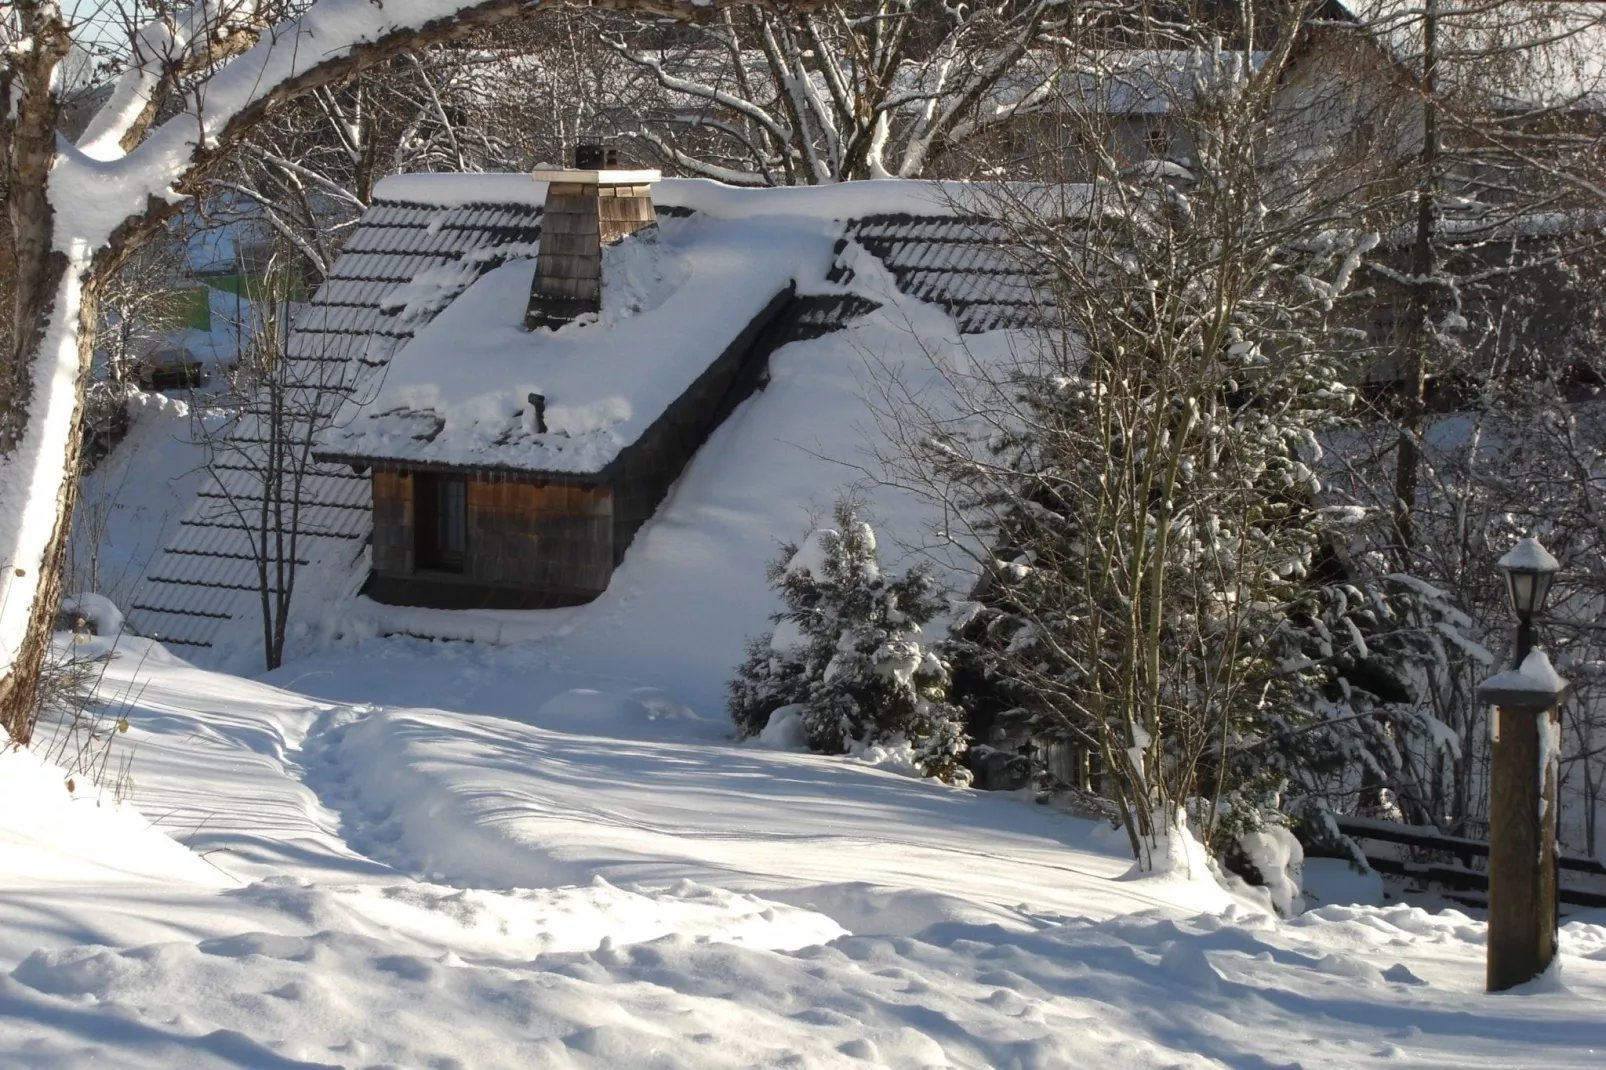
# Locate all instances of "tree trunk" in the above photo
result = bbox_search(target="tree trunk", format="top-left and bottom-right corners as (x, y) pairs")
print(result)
(1392, 0), (1440, 570)
(0, 269), (99, 746)
(0, 11), (93, 744)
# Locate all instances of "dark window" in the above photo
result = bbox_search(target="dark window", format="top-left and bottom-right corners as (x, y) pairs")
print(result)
(415, 473), (467, 572)
(1144, 125), (1169, 159)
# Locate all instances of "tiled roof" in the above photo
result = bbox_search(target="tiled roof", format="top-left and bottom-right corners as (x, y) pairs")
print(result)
(127, 199), (543, 652)
(831, 214), (1047, 334)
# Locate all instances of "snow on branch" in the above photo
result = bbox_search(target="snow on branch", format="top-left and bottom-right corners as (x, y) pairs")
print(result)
(608, 0), (1061, 183)
(606, 35), (797, 148)
(76, 0), (271, 160)
(63, 0), (749, 253)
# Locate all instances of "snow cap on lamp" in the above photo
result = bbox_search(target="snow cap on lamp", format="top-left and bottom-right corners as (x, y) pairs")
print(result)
(1497, 536), (1560, 621)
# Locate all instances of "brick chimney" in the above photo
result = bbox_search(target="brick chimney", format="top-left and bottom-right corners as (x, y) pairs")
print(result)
(525, 145), (661, 331)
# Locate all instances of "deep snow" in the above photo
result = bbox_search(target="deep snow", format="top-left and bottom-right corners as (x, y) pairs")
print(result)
(28, 167), (1606, 1058)
(3, 634), (1606, 1068)
(67, 391), (208, 609)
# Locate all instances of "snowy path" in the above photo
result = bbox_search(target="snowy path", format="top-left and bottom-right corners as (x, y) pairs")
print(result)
(4, 638), (1606, 1068)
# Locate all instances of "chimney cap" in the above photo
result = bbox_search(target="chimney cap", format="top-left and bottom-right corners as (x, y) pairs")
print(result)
(574, 143), (616, 169)
(530, 166), (661, 185)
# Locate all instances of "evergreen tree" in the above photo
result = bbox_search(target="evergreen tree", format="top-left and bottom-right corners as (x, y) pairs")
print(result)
(730, 501), (970, 784)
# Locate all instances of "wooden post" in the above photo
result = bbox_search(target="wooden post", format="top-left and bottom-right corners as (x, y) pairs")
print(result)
(1479, 654), (1567, 993)
(1485, 699), (1560, 992)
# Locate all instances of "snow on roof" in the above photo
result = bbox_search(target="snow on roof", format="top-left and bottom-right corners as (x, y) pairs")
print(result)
(319, 213), (831, 474)
(371, 173), (1060, 219)
(528, 167), (662, 185)
(317, 177), (1058, 474)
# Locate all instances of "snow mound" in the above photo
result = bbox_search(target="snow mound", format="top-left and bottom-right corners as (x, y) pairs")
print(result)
(1120, 813), (1228, 907)
(1481, 648), (1570, 696)
(1237, 824), (1306, 917)
(757, 704), (807, 749)
(58, 591), (125, 638)
(0, 748), (228, 890)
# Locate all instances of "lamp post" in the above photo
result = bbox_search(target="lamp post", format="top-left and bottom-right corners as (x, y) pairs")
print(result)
(1477, 536), (1565, 992)
(1499, 537), (1558, 664)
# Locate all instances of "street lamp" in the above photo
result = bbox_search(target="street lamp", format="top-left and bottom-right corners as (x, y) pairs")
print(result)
(1497, 536), (1560, 663)
(1479, 535), (1567, 992)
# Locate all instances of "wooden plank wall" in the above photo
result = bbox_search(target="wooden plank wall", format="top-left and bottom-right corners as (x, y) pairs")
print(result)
(368, 467), (615, 608)
(371, 469), (413, 576)
(469, 479), (613, 593)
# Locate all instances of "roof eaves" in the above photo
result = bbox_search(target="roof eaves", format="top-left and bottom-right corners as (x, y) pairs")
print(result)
(308, 449), (609, 484)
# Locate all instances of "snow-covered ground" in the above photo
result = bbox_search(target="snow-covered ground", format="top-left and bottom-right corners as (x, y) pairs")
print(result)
(4, 635), (1606, 1068)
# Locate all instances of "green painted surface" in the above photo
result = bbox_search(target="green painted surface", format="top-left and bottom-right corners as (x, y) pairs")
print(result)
(205, 274), (308, 302)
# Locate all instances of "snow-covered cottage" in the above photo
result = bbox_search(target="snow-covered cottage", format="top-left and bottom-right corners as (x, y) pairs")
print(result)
(307, 162), (798, 610)
(125, 169), (1042, 667)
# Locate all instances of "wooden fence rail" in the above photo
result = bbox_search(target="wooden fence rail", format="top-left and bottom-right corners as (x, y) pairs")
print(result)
(1332, 816), (1606, 911)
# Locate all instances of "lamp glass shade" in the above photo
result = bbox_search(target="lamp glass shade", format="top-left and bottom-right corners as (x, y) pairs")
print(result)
(1506, 570), (1535, 618)
(1531, 568), (1555, 616)
(1503, 567), (1555, 620)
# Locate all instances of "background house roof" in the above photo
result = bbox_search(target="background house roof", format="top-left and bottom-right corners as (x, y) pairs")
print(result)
(1328, 0), (1606, 111)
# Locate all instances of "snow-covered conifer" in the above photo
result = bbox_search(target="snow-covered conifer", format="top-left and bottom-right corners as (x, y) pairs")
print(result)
(730, 501), (970, 784)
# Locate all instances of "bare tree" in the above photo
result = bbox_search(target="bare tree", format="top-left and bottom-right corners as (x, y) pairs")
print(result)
(606, 0), (1069, 183)
(1322, 275), (1606, 852)
(1329, 0), (1606, 559)
(1308, 0), (1606, 850)
(188, 242), (357, 670)
(204, 38), (560, 284)
(868, 2), (1414, 867)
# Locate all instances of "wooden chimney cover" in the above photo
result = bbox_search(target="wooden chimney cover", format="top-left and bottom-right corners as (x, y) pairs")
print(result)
(524, 157), (661, 331)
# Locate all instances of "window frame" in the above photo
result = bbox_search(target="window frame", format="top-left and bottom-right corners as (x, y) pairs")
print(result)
(414, 472), (468, 573)
(1144, 124), (1170, 160)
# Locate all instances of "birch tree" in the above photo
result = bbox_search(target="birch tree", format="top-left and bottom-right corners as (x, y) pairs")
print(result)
(0, 0), (754, 743)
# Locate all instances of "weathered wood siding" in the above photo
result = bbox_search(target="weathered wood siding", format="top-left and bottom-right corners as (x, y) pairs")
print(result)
(368, 467), (614, 609)
(468, 478), (614, 593)
(525, 181), (657, 330)
(371, 469), (415, 576)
